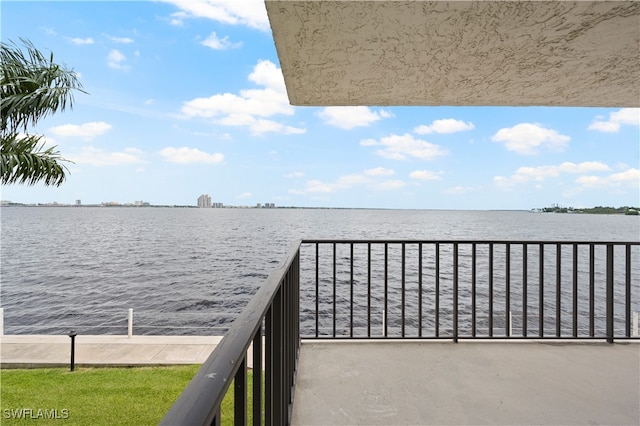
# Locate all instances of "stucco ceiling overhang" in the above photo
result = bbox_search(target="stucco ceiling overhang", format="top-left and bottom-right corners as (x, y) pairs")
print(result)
(265, 1), (640, 107)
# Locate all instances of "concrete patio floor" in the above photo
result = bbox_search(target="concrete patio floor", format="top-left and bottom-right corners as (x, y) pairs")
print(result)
(291, 341), (639, 425)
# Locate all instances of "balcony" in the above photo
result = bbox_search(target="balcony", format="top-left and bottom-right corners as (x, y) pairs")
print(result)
(162, 240), (640, 425)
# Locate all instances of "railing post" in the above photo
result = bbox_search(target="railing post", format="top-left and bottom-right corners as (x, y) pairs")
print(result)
(606, 244), (614, 344)
(453, 243), (458, 343)
(128, 308), (133, 338)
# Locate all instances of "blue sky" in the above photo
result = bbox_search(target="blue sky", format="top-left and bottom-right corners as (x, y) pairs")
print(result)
(2, 1), (639, 209)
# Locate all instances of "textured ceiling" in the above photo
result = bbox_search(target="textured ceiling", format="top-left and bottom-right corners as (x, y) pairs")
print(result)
(265, 1), (640, 107)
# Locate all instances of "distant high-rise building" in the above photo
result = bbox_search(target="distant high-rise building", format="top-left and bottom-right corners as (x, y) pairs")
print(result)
(75, 199), (81, 206)
(197, 194), (212, 208)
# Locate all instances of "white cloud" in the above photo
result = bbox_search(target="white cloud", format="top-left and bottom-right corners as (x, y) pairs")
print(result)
(49, 122), (112, 140)
(216, 115), (305, 135)
(250, 119), (306, 135)
(159, 147), (224, 164)
(361, 133), (448, 161)
(181, 60), (304, 135)
(494, 161), (611, 188)
(443, 186), (476, 195)
(364, 167), (394, 176)
(318, 106), (392, 129)
(409, 170), (443, 181)
(237, 192), (253, 199)
(291, 168), (406, 195)
(107, 35), (134, 44)
(375, 180), (406, 190)
(588, 108), (640, 132)
(201, 32), (242, 50)
(492, 123), (570, 155)
(183, 91), (290, 118)
(284, 172), (305, 178)
(161, 0), (269, 31)
(576, 168), (640, 188)
(291, 180), (335, 194)
(69, 37), (94, 45)
(68, 147), (145, 166)
(107, 49), (129, 70)
(414, 118), (474, 134)
(336, 174), (369, 186)
(248, 60), (286, 93)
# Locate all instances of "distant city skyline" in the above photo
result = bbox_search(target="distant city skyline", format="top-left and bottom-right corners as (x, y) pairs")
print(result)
(1, 1), (638, 209)
(197, 194), (212, 208)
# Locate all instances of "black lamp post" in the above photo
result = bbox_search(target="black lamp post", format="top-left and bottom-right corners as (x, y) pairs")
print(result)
(68, 332), (77, 372)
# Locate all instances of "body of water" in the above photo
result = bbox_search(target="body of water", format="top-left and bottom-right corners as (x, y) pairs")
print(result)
(1, 207), (638, 335)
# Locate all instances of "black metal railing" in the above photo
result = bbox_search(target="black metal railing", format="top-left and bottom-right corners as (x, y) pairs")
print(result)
(161, 241), (300, 426)
(299, 240), (640, 342)
(163, 239), (638, 425)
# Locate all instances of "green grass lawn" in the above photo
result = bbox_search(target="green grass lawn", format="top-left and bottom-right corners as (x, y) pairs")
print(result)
(1, 366), (258, 425)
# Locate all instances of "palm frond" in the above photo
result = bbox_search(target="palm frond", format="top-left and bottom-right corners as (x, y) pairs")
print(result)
(1, 133), (71, 187)
(1, 38), (86, 133)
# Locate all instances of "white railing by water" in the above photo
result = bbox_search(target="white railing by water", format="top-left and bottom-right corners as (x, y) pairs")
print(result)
(0, 308), (238, 337)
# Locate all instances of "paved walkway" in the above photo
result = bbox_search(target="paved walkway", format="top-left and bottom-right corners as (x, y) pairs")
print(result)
(293, 340), (640, 425)
(0, 335), (225, 368)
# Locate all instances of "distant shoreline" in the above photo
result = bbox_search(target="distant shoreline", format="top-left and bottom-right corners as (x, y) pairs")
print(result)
(1, 203), (638, 214)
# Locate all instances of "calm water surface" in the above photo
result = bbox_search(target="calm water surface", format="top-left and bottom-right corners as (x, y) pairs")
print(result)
(1, 207), (638, 334)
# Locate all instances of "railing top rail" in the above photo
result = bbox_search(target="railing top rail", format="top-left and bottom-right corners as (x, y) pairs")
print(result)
(301, 239), (640, 245)
(161, 240), (302, 425)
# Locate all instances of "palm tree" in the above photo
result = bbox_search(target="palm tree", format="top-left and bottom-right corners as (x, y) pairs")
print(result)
(1, 39), (85, 186)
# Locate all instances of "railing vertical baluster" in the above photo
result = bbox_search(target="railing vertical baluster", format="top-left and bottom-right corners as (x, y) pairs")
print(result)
(234, 358), (247, 425)
(606, 244), (614, 344)
(350, 242), (354, 338)
(332, 242), (336, 338)
(367, 242), (371, 338)
(453, 243), (458, 343)
(292, 259), (298, 419)
(384, 243), (388, 337)
(401, 243), (406, 338)
(472, 243), (477, 338)
(589, 244), (595, 337)
(265, 306), (273, 426)
(523, 244), (528, 337)
(626, 244), (631, 338)
(539, 243), (544, 338)
(556, 243), (562, 337)
(435, 243), (440, 338)
(294, 250), (300, 360)
(418, 243), (423, 338)
(506, 243), (510, 337)
(573, 243), (578, 338)
(213, 409), (221, 426)
(315, 243), (319, 338)
(272, 289), (283, 425)
(253, 327), (262, 426)
(489, 243), (493, 337)
(284, 269), (291, 421)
